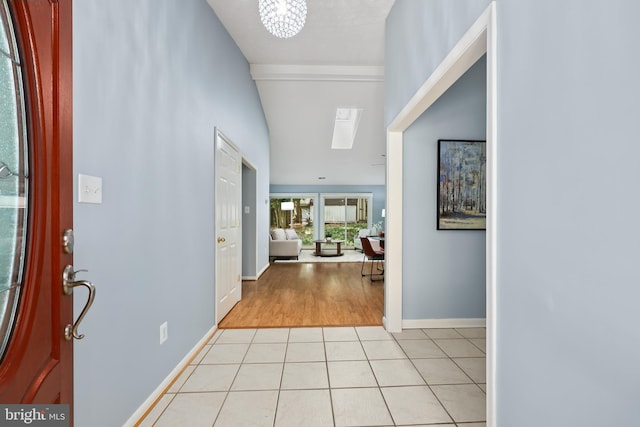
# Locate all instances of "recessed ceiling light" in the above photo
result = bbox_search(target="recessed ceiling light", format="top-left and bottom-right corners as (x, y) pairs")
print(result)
(331, 107), (363, 150)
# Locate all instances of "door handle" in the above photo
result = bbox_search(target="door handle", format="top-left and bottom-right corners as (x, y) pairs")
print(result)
(62, 265), (96, 341)
(217, 237), (226, 243)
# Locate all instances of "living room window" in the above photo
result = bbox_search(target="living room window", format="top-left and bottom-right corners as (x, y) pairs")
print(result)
(269, 195), (317, 248)
(320, 194), (372, 248)
(270, 193), (373, 249)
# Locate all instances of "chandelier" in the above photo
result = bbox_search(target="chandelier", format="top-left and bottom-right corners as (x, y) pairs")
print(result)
(258, 0), (307, 39)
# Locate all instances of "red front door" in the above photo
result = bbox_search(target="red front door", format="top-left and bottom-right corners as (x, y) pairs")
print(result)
(0, 0), (74, 418)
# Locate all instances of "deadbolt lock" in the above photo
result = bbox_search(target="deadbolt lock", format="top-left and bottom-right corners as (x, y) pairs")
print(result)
(62, 229), (74, 254)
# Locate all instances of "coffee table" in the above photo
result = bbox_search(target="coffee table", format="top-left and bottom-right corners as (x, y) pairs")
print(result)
(313, 239), (345, 257)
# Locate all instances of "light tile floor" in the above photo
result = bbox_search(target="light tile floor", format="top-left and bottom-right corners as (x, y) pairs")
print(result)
(139, 326), (486, 427)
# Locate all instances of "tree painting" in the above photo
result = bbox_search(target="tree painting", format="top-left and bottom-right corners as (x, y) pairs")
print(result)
(437, 139), (486, 230)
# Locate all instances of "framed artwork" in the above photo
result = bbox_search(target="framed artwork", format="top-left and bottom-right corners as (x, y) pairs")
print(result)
(437, 139), (486, 230)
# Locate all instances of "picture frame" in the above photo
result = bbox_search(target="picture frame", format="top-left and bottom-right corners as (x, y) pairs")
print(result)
(437, 139), (486, 230)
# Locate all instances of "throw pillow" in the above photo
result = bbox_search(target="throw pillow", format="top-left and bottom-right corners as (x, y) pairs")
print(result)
(271, 228), (286, 240)
(284, 229), (299, 240)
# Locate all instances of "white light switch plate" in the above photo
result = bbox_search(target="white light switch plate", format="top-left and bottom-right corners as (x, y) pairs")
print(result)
(78, 174), (103, 204)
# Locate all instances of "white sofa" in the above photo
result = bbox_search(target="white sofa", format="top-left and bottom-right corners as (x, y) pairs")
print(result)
(269, 228), (302, 261)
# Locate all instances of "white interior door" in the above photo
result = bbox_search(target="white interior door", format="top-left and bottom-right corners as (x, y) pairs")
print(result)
(214, 129), (242, 323)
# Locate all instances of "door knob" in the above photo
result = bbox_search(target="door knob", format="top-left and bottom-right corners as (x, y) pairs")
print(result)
(217, 237), (226, 243)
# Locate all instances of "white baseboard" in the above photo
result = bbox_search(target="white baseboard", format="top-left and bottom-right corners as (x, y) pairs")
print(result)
(257, 263), (270, 278)
(402, 318), (486, 329)
(123, 325), (217, 427)
(242, 263), (270, 281)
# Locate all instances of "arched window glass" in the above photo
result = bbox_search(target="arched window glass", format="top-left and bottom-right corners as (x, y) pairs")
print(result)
(0, 0), (29, 361)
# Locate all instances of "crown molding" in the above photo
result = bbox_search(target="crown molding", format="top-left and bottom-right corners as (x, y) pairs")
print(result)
(250, 64), (384, 82)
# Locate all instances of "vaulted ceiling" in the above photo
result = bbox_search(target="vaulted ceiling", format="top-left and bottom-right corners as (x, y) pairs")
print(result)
(207, 0), (395, 185)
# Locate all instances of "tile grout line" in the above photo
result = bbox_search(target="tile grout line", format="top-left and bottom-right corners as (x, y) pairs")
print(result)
(149, 326), (486, 426)
(147, 331), (220, 426)
(322, 327), (338, 427)
(270, 328), (291, 427)
(429, 336), (478, 386)
(393, 331), (459, 426)
(431, 332), (487, 392)
(148, 393), (177, 427)
(360, 327), (399, 426)
(429, 329), (487, 423)
(210, 328), (256, 427)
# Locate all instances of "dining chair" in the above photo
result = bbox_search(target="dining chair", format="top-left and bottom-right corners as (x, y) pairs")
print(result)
(360, 237), (384, 281)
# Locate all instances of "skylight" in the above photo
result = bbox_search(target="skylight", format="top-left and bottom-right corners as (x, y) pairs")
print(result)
(331, 107), (363, 149)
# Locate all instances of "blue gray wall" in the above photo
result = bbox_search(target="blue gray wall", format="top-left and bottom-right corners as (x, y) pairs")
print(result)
(496, 1), (640, 425)
(385, 0), (491, 125)
(403, 56), (486, 320)
(73, 1), (269, 425)
(386, 0), (640, 424)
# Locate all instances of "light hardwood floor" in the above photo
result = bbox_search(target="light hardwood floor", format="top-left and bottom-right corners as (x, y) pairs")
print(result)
(218, 261), (384, 328)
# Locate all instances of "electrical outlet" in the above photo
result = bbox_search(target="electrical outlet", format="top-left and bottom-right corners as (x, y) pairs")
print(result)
(159, 321), (168, 344)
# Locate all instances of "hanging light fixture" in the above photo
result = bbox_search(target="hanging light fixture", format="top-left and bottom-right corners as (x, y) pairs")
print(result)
(259, 0), (307, 39)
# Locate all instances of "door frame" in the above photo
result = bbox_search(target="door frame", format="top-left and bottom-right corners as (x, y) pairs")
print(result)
(241, 159), (259, 280)
(385, 2), (497, 425)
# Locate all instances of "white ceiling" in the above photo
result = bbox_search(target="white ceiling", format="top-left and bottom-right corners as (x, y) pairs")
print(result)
(207, 0), (395, 185)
